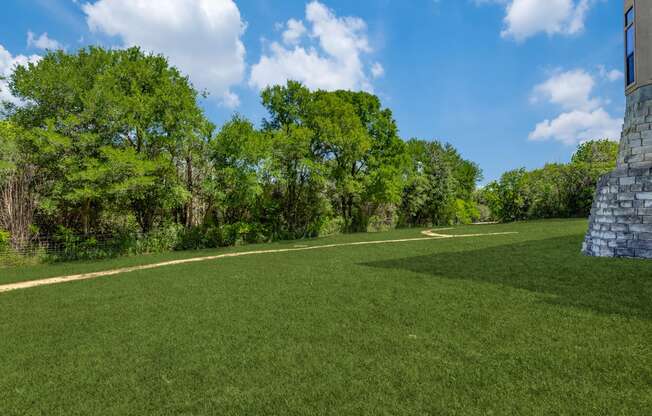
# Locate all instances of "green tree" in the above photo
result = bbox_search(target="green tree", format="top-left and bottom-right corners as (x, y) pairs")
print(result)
(308, 91), (371, 231)
(207, 115), (266, 226)
(400, 140), (456, 226)
(330, 90), (407, 230)
(0, 121), (70, 245)
(571, 139), (619, 166)
(7, 47), (212, 233)
(261, 82), (328, 238)
(400, 139), (480, 226)
(482, 140), (619, 222)
(482, 168), (530, 222)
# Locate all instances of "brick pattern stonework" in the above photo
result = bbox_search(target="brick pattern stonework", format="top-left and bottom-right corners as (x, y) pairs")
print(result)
(583, 85), (652, 259)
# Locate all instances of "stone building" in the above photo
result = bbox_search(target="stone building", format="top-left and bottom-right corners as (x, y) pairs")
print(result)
(583, 0), (652, 258)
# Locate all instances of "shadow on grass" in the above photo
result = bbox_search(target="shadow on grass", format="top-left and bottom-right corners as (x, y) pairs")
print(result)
(361, 235), (652, 320)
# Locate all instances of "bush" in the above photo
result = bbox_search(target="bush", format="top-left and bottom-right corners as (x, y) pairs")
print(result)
(481, 143), (616, 223)
(0, 230), (21, 267)
(366, 212), (397, 233)
(453, 199), (480, 225)
(319, 217), (345, 237)
(51, 227), (100, 261)
(176, 226), (210, 251)
(132, 224), (183, 254)
(47, 224), (184, 262)
(475, 204), (493, 223)
(220, 222), (268, 246)
(0, 230), (49, 267)
(0, 230), (10, 252)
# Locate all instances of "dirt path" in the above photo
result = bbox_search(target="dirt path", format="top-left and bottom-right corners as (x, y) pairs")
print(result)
(0, 229), (518, 294)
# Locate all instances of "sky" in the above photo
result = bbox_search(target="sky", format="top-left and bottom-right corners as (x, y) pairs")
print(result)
(0, 0), (627, 183)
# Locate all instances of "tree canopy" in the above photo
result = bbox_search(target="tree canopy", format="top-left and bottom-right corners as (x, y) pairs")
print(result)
(5, 46), (620, 263)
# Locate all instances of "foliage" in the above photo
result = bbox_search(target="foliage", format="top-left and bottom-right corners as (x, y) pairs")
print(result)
(481, 140), (618, 222)
(206, 115), (265, 227)
(319, 216), (345, 237)
(6, 46), (212, 234)
(399, 139), (481, 226)
(0, 230), (9, 252)
(0, 48), (493, 262)
(571, 139), (619, 166)
(452, 199), (481, 225)
(260, 82), (329, 238)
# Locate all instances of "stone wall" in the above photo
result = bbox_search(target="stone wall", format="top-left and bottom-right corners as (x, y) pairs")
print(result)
(583, 85), (652, 258)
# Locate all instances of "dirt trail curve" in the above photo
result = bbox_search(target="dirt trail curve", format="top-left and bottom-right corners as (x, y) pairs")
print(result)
(0, 229), (517, 294)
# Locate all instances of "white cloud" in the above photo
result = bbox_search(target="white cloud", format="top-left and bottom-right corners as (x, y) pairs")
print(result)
(27, 31), (63, 50)
(528, 69), (621, 145)
(249, 1), (380, 92)
(597, 65), (623, 82)
(82, 0), (246, 107)
(0, 44), (41, 106)
(371, 62), (384, 79)
(529, 109), (621, 145)
(282, 19), (306, 45)
(531, 69), (600, 111)
(477, 0), (593, 41)
(222, 90), (240, 108)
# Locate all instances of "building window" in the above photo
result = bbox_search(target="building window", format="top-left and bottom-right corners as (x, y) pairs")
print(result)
(626, 7), (634, 26)
(626, 7), (635, 86)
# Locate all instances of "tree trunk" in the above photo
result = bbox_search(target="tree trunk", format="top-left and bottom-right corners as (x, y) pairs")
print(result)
(185, 155), (194, 227)
(82, 198), (91, 235)
(0, 166), (37, 250)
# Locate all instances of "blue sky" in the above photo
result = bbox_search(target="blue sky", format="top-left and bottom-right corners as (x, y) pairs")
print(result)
(0, 0), (626, 182)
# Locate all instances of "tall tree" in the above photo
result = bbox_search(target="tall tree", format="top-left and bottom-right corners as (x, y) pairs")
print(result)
(571, 139), (619, 166)
(310, 90), (407, 231)
(7, 47), (212, 233)
(401, 140), (457, 226)
(261, 81), (327, 238)
(207, 115), (266, 226)
(0, 121), (69, 246)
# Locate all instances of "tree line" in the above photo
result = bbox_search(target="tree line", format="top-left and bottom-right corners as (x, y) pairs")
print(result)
(0, 47), (483, 261)
(478, 140), (618, 222)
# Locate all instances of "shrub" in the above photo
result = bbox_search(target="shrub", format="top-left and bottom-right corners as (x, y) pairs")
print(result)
(176, 226), (210, 251)
(319, 217), (345, 237)
(219, 222), (269, 246)
(0, 230), (10, 252)
(366, 213), (397, 233)
(133, 224), (183, 254)
(475, 204), (493, 223)
(47, 224), (184, 262)
(453, 199), (480, 225)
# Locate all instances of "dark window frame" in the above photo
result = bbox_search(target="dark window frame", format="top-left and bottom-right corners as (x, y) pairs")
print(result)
(625, 6), (635, 86)
(626, 7), (634, 26)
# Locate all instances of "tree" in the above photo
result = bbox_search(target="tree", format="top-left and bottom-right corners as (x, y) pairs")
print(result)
(292, 89), (408, 231)
(0, 121), (70, 246)
(441, 144), (482, 201)
(261, 82), (328, 238)
(207, 115), (266, 226)
(330, 90), (407, 230)
(571, 139), (619, 166)
(7, 47), (212, 233)
(402, 140), (455, 225)
(308, 91), (371, 231)
(0, 121), (37, 248)
(481, 140), (619, 222)
(482, 169), (530, 222)
(400, 139), (480, 226)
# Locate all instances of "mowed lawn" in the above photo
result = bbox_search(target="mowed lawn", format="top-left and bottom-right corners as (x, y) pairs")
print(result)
(1, 220), (651, 415)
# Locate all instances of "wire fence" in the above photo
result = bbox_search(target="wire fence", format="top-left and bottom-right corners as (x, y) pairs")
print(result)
(0, 232), (149, 264)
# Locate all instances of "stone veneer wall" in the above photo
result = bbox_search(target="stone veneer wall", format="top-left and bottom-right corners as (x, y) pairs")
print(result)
(583, 84), (652, 258)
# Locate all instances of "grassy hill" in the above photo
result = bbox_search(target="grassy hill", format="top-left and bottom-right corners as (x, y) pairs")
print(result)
(1, 219), (650, 415)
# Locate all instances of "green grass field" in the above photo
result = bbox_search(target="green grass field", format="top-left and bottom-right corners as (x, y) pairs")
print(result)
(1, 219), (651, 415)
